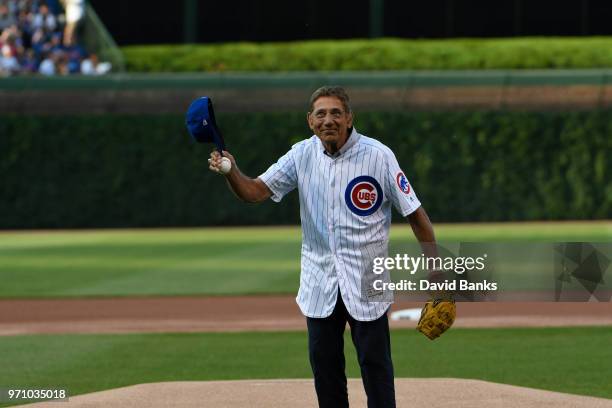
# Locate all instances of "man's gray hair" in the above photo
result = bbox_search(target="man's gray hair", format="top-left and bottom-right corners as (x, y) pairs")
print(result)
(309, 86), (352, 113)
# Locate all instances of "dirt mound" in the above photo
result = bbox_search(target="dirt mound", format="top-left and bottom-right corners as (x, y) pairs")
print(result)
(20, 378), (612, 408)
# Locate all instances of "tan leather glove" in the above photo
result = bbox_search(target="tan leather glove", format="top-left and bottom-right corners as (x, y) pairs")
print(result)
(416, 299), (456, 340)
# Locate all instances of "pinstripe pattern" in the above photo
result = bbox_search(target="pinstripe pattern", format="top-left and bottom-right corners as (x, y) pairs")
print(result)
(259, 128), (421, 321)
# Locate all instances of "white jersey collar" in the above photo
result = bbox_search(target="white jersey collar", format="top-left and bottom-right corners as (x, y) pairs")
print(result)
(320, 127), (360, 158)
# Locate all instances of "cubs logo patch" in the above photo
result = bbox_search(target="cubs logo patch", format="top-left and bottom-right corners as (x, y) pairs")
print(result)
(396, 172), (411, 194)
(345, 176), (383, 216)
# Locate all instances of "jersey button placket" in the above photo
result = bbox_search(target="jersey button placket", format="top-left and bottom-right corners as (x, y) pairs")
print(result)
(333, 159), (343, 284)
(327, 160), (335, 252)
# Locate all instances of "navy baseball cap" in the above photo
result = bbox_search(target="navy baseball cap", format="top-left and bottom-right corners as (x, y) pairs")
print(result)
(185, 96), (226, 152)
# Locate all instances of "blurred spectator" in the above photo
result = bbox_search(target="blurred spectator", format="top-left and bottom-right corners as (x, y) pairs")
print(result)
(32, 3), (57, 32)
(61, 0), (82, 46)
(31, 26), (48, 55)
(46, 0), (63, 15)
(0, 3), (16, 30)
(0, 0), (111, 76)
(0, 25), (22, 75)
(1, 43), (20, 75)
(63, 35), (85, 72)
(16, 9), (33, 46)
(21, 48), (36, 72)
(81, 53), (110, 75)
(38, 50), (55, 75)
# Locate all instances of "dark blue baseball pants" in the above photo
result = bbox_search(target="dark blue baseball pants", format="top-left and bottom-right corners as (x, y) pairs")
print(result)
(306, 291), (396, 408)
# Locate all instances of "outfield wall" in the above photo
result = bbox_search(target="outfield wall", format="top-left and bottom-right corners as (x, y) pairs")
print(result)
(2, 70), (610, 228)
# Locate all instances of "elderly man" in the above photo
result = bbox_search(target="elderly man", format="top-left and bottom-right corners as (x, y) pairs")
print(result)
(209, 86), (436, 408)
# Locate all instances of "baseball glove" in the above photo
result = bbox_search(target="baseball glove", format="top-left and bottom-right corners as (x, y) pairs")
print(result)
(416, 299), (456, 340)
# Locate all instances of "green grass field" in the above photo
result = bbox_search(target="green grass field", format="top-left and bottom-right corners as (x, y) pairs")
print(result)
(0, 222), (610, 298)
(1, 223), (611, 406)
(0, 327), (611, 407)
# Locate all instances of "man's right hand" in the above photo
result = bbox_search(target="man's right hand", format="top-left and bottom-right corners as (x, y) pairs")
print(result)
(207, 149), (272, 203)
(208, 150), (236, 175)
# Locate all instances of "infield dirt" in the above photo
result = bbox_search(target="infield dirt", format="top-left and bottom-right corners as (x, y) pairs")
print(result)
(1, 296), (611, 335)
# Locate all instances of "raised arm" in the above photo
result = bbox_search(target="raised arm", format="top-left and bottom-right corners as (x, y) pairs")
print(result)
(209, 150), (271, 203)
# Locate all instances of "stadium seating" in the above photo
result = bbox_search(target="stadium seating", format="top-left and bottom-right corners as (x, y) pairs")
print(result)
(0, 0), (109, 76)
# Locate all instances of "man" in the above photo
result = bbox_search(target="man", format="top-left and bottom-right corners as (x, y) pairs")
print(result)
(60, 0), (85, 46)
(209, 86), (436, 407)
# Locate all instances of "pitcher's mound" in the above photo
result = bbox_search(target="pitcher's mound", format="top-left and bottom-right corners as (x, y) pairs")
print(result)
(22, 378), (612, 408)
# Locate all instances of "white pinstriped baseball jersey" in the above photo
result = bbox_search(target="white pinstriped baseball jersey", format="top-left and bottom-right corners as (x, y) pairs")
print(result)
(259, 128), (421, 321)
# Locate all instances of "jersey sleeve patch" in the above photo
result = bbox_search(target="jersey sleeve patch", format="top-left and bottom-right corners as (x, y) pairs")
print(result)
(396, 172), (411, 194)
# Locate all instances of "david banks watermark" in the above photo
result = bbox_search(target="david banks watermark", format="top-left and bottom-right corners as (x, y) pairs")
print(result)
(370, 253), (497, 293)
(363, 243), (612, 302)
(372, 278), (498, 292)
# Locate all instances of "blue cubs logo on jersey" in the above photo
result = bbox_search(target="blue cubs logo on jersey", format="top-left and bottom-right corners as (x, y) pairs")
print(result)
(396, 172), (411, 194)
(345, 176), (383, 216)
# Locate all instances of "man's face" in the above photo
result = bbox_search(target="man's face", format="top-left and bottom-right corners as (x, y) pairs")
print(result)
(308, 96), (353, 150)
